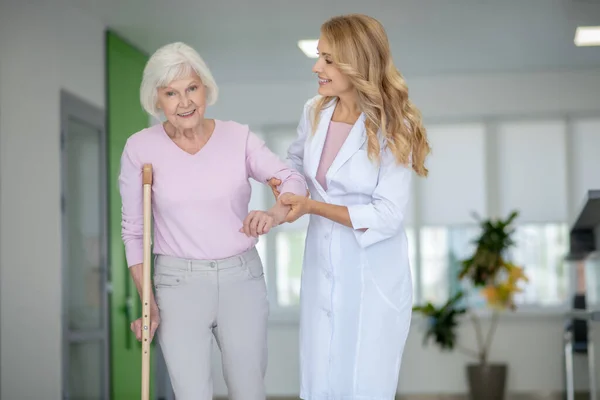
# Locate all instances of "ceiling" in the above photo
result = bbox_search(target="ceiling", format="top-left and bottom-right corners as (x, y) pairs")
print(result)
(74, 0), (600, 84)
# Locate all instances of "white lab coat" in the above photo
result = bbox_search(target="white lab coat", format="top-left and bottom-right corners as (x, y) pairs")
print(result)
(288, 96), (413, 400)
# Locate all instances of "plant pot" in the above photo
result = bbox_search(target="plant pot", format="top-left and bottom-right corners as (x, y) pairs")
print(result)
(466, 363), (507, 400)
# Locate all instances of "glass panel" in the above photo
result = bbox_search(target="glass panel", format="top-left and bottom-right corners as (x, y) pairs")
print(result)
(419, 225), (481, 307)
(419, 227), (449, 305)
(276, 230), (306, 306)
(510, 223), (569, 306)
(448, 225), (484, 308)
(68, 340), (103, 400)
(66, 117), (103, 331)
(418, 223), (569, 308)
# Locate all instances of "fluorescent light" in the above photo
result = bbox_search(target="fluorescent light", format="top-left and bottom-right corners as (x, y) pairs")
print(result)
(298, 39), (319, 58)
(574, 26), (600, 47)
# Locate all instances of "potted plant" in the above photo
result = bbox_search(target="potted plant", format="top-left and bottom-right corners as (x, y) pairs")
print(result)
(413, 210), (529, 400)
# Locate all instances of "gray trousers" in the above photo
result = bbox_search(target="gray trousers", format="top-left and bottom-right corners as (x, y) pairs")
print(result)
(154, 247), (268, 400)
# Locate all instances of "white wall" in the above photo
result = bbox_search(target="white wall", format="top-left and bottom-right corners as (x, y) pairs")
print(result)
(209, 69), (600, 126)
(206, 68), (600, 396)
(0, 0), (105, 398)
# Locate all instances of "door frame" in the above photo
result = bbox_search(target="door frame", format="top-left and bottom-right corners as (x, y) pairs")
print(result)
(60, 90), (110, 399)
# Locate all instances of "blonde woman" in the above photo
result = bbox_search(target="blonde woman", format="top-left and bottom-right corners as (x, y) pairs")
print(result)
(119, 42), (306, 400)
(267, 14), (431, 400)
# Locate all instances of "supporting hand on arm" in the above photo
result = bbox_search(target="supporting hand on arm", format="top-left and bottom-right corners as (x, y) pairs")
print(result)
(241, 128), (308, 237)
(278, 193), (366, 232)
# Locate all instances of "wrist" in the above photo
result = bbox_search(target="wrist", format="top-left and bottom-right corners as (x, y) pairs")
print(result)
(151, 304), (160, 315)
(268, 205), (288, 225)
(306, 198), (317, 214)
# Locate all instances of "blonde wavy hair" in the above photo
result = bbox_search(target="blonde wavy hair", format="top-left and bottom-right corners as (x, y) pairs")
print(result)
(312, 14), (430, 177)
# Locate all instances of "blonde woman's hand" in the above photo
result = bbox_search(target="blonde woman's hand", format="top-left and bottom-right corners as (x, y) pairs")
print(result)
(279, 193), (313, 223)
(267, 177), (311, 200)
(267, 178), (282, 199)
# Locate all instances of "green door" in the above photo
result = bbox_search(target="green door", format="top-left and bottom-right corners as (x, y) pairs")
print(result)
(106, 30), (152, 400)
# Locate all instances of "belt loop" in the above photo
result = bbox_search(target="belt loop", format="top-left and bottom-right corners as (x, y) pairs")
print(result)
(187, 260), (192, 272)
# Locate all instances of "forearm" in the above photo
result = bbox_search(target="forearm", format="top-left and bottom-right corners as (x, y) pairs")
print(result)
(246, 130), (307, 197)
(277, 175), (307, 197)
(308, 199), (358, 229)
(129, 263), (159, 313)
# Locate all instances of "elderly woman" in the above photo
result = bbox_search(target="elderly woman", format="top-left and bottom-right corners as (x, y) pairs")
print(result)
(119, 42), (306, 400)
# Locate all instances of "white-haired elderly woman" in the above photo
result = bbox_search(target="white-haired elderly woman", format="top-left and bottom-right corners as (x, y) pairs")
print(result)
(118, 42), (307, 400)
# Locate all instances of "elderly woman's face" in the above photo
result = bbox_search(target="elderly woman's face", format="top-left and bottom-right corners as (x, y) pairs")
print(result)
(157, 71), (206, 130)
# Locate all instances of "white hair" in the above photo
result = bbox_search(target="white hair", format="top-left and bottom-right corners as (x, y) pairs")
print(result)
(140, 42), (218, 118)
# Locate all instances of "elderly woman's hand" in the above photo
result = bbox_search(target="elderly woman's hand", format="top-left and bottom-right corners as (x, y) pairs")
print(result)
(240, 210), (277, 238)
(131, 307), (160, 343)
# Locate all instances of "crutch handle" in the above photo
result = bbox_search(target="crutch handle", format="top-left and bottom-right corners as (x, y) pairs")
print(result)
(143, 164), (153, 185)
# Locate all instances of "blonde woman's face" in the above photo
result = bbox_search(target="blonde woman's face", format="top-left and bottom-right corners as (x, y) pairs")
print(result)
(312, 35), (353, 97)
(156, 72), (206, 130)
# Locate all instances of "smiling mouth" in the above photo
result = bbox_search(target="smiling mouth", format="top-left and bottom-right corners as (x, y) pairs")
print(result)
(319, 78), (332, 85)
(177, 109), (196, 117)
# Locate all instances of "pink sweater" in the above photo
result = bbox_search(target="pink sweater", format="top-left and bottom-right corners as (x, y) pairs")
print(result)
(315, 121), (353, 190)
(118, 120), (307, 266)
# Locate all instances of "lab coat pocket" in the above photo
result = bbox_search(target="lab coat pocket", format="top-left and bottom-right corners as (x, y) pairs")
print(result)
(361, 253), (404, 315)
(366, 269), (402, 315)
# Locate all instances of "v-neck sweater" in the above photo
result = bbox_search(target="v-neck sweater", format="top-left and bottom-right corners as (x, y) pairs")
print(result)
(118, 120), (307, 266)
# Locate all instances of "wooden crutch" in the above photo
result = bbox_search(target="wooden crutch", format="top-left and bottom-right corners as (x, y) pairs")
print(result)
(141, 163), (153, 400)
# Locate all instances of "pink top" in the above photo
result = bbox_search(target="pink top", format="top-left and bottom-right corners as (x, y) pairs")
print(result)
(315, 121), (353, 190)
(119, 120), (307, 266)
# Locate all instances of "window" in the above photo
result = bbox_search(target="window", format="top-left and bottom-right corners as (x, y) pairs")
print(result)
(497, 120), (568, 222)
(419, 123), (487, 225)
(416, 123), (489, 308)
(417, 223), (569, 309)
(419, 225), (481, 307)
(419, 227), (449, 306)
(275, 229), (306, 306)
(509, 223), (570, 306)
